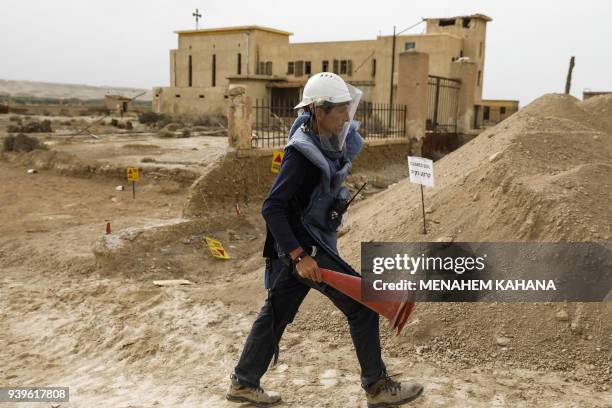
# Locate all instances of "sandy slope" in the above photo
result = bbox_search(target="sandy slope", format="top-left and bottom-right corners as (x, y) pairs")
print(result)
(334, 93), (612, 391)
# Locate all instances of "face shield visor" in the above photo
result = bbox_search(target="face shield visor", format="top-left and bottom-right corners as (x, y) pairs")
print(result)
(312, 83), (362, 153)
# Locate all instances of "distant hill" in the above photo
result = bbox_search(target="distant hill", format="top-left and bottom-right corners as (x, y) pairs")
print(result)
(0, 79), (152, 101)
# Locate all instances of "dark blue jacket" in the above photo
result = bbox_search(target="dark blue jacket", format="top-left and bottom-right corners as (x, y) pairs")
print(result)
(261, 147), (319, 258)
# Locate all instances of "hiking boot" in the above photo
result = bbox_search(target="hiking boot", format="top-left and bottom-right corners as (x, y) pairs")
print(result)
(365, 374), (423, 407)
(225, 374), (282, 407)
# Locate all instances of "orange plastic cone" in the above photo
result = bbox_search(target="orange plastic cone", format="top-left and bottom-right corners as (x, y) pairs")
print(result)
(320, 268), (415, 334)
(394, 301), (415, 333)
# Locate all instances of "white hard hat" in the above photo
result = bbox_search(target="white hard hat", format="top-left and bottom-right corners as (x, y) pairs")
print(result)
(294, 72), (353, 109)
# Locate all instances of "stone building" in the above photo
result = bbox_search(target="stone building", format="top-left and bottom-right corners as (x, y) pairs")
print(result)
(583, 91), (612, 100)
(104, 94), (133, 116)
(480, 99), (519, 126)
(153, 14), (492, 124)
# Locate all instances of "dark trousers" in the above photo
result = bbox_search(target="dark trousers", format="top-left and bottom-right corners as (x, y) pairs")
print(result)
(233, 249), (387, 389)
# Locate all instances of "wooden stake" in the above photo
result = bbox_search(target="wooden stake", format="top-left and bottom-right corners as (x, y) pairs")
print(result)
(420, 185), (427, 234)
(565, 56), (575, 95)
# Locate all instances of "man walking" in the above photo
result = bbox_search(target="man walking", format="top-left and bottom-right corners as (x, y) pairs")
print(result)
(226, 72), (423, 407)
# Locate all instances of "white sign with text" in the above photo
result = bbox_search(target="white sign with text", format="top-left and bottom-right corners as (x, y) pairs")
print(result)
(407, 156), (434, 188)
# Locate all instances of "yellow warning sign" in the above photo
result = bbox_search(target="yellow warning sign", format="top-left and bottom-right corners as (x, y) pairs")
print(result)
(271, 151), (284, 174)
(204, 236), (230, 259)
(127, 167), (139, 182)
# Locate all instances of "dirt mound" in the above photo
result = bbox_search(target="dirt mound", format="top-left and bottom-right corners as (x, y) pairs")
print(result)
(334, 93), (612, 387)
(2, 149), (95, 174)
(0, 149), (199, 186)
(342, 93), (612, 246)
(581, 93), (612, 112)
(521, 93), (592, 122)
(183, 143), (411, 218)
(580, 93), (612, 131)
(182, 152), (277, 218)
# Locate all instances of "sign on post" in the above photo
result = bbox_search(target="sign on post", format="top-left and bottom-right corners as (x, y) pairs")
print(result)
(407, 156), (435, 234)
(271, 151), (284, 174)
(407, 156), (434, 187)
(127, 167), (139, 182)
(126, 167), (139, 199)
(204, 236), (230, 260)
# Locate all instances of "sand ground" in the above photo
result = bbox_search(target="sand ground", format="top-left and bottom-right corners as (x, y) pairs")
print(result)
(0, 161), (609, 407)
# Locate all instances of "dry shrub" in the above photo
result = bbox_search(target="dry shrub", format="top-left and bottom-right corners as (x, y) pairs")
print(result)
(7, 119), (52, 133)
(138, 111), (169, 126)
(2, 133), (48, 152)
(158, 130), (175, 138)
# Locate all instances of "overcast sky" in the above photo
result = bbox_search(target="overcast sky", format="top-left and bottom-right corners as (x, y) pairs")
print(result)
(1, 0), (610, 105)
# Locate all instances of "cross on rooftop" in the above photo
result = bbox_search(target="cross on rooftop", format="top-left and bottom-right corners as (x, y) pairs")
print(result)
(192, 8), (202, 30)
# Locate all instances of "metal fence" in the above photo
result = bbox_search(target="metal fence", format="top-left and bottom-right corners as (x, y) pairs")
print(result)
(354, 102), (407, 140)
(252, 99), (407, 149)
(426, 75), (460, 134)
(251, 99), (297, 149)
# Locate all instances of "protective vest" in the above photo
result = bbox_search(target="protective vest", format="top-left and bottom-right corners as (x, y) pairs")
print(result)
(284, 114), (364, 271)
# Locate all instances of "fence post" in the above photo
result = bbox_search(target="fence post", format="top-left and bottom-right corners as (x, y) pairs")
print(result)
(450, 60), (478, 134)
(362, 104), (367, 139)
(397, 51), (429, 142)
(432, 77), (441, 131)
(227, 85), (252, 150)
(402, 105), (407, 138)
